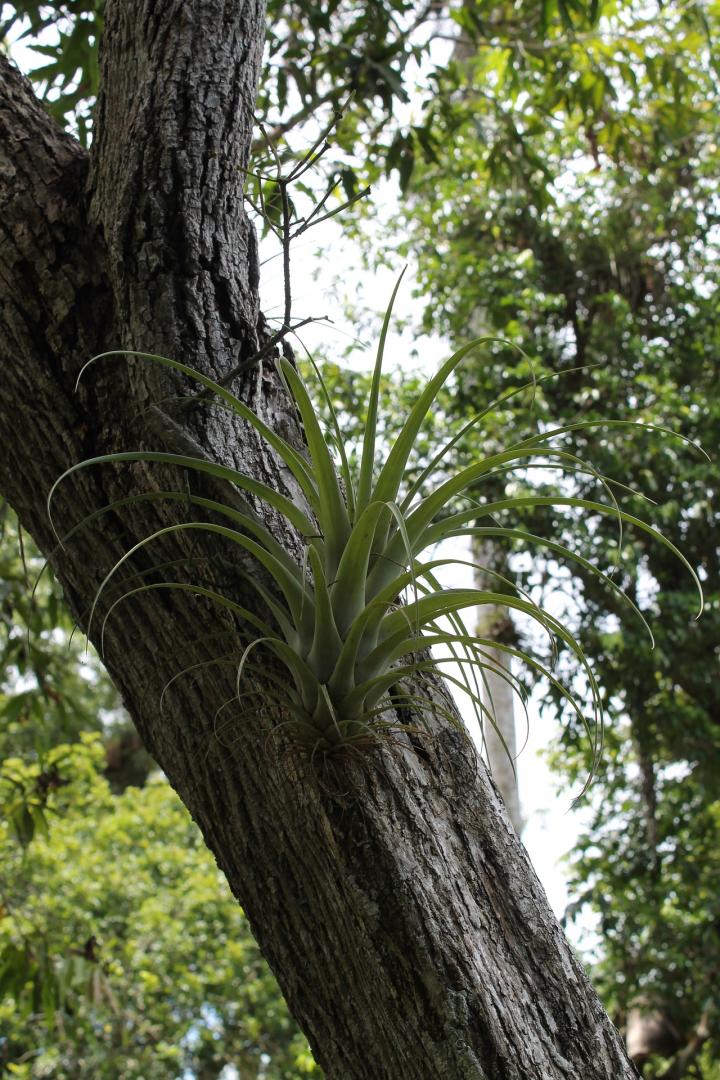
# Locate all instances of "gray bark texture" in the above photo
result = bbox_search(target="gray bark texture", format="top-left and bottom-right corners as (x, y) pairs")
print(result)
(0, 3), (639, 1077)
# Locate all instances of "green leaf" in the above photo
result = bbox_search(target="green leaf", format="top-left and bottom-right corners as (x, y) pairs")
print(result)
(277, 358), (350, 572)
(86, 522), (313, 649)
(331, 501), (390, 634)
(76, 352), (321, 514)
(373, 335), (507, 507)
(356, 269), (406, 514)
(48, 451), (316, 540)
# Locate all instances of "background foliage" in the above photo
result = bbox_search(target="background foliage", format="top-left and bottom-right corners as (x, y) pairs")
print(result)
(388, 4), (720, 1074)
(0, 512), (320, 1077)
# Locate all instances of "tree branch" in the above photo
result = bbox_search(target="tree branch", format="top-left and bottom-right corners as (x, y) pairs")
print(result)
(89, 0), (267, 381)
(0, 52), (110, 540)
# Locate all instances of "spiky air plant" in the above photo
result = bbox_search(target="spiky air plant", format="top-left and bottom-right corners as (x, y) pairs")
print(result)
(48, 279), (703, 767)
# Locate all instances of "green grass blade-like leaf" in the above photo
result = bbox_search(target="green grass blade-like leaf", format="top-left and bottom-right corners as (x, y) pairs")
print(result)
(408, 655), (523, 737)
(419, 558), (546, 627)
(348, 626), (598, 751)
(239, 657), (304, 698)
(117, 550), (301, 650)
(58, 487), (305, 581)
(235, 636), (318, 715)
(332, 552), (487, 699)
(429, 623), (490, 736)
(421, 496), (704, 616)
(405, 563), (541, 737)
(163, 490), (306, 576)
(460, 463), (637, 581)
(387, 446), (618, 569)
(356, 268), (406, 514)
(36, 489), (299, 627)
(317, 683), (343, 738)
(355, 641), (587, 757)
(401, 406), (498, 513)
(445, 637), (589, 734)
(236, 638), (271, 697)
(303, 348), (356, 521)
(511, 417), (709, 459)
(169, 521), (315, 640)
(185, 524), (312, 633)
(35, 492), (256, 614)
(86, 522), (312, 649)
(355, 665), (486, 731)
(373, 336), (511, 507)
(330, 501), (390, 635)
(463, 459), (655, 517)
(367, 445), (580, 596)
(417, 564), (535, 734)
(384, 500), (419, 627)
(457, 526), (654, 645)
(365, 555), (461, 607)
(382, 594), (537, 733)
(426, 624), (532, 744)
(278, 358), (350, 571)
(376, 589), (538, 650)
(364, 591), (601, 735)
(48, 452), (315, 540)
(340, 663), (456, 717)
(328, 595), (399, 700)
(334, 553), (502, 686)
(99, 581), (276, 656)
(463, 446), (651, 581)
(242, 574), (300, 649)
(262, 638), (320, 713)
(400, 363), (591, 510)
(306, 546), (343, 683)
(77, 351), (320, 511)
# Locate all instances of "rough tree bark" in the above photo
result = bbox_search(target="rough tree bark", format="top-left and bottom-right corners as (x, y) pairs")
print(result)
(0, 3), (639, 1077)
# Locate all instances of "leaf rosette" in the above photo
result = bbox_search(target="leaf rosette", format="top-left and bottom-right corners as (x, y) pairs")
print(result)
(48, 280), (703, 769)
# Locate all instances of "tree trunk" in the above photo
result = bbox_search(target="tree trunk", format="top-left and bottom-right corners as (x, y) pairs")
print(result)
(0, 4), (639, 1077)
(472, 540), (523, 835)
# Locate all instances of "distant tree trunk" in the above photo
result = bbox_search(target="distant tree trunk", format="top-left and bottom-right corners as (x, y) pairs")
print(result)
(472, 539), (523, 835)
(450, 23), (524, 834)
(0, 4), (639, 1077)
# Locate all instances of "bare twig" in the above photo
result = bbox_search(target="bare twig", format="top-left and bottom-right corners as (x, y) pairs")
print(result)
(181, 105), (367, 400)
(215, 315), (332, 390)
(293, 184), (371, 235)
(251, 88), (343, 155)
(257, 120), (294, 331)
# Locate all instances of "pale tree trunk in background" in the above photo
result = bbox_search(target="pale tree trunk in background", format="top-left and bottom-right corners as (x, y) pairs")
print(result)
(454, 20), (523, 837)
(473, 542), (524, 836)
(0, 3), (639, 1076)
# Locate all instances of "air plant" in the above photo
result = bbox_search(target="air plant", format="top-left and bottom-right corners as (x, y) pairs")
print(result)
(48, 278), (702, 767)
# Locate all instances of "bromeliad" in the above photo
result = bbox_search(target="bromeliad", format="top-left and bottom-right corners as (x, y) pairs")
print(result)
(48, 278), (703, 765)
